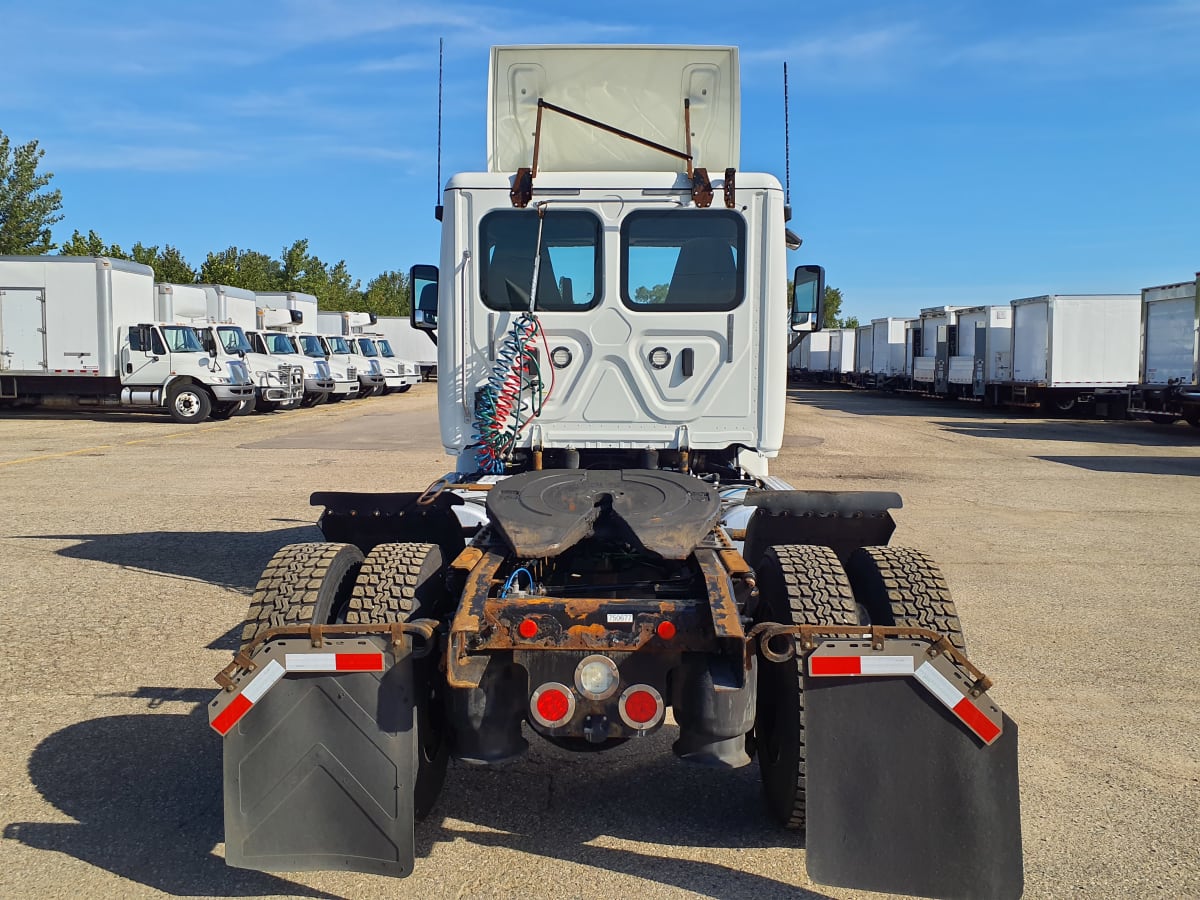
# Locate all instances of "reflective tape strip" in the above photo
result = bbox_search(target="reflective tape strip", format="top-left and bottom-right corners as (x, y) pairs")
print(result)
(809, 655), (915, 677)
(916, 661), (1000, 744)
(284, 652), (384, 672)
(211, 659), (285, 735)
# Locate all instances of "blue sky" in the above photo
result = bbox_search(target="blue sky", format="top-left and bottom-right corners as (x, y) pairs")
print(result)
(2, 1), (1197, 321)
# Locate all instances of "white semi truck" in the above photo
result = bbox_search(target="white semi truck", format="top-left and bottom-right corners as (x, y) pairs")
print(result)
(244, 299), (354, 404)
(1128, 275), (1200, 428)
(0, 256), (252, 422)
(210, 46), (1022, 900)
(318, 310), (420, 394)
(155, 283), (306, 416)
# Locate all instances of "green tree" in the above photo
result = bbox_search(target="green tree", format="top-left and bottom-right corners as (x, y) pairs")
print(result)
(842, 315), (860, 329)
(634, 283), (669, 304)
(199, 247), (281, 291)
(822, 285), (843, 329)
(131, 242), (197, 283)
(364, 269), (410, 316)
(0, 131), (64, 254)
(59, 229), (109, 257)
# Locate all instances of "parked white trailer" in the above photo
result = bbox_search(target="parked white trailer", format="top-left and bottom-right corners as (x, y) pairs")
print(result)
(910, 305), (964, 391)
(376, 316), (437, 378)
(158, 283), (307, 414)
(0, 256), (252, 422)
(853, 324), (873, 383)
(799, 330), (832, 375)
(827, 328), (857, 379)
(870, 317), (914, 385)
(1002, 293), (1140, 412)
(949, 305), (1012, 400)
(1128, 275), (1200, 427)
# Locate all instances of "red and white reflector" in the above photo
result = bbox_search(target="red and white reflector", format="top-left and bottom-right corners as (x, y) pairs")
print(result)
(806, 642), (1003, 746)
(210, 648), (386, 736)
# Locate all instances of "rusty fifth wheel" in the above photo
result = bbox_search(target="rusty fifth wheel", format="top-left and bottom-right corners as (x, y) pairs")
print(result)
(752, 544), (860, 829)
(240, 542), (364, 651)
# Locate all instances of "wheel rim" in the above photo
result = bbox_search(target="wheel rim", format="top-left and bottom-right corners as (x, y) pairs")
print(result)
(174, 391), (200, 416)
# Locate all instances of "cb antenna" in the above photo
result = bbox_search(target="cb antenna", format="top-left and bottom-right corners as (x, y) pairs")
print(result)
(783, 61), (792, 221)
(435, 37), (444, 221)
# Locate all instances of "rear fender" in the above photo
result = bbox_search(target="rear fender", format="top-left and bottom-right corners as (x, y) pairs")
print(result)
(311, 490), (465, 558)
(741, 490), (901, 566)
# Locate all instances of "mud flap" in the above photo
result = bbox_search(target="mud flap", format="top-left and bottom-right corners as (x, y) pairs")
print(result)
(804, 675), (1023, 900)
(213, 637), (417, 877)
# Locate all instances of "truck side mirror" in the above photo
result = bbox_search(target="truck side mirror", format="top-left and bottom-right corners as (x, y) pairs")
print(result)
(791, 265), (825, 332)
(410, 264), (439, 331)
(200, 330), (218, 356)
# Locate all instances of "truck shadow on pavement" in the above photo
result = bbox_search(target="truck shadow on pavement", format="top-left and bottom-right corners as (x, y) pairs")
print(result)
(1036, 455), (1200, 476)
(21, 525), (322, 592)
(7, 692), (828, 900)
(2, 691), (339, 899)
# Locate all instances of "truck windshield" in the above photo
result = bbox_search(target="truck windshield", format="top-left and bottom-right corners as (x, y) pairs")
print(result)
(376, 339), (395, 358)
(621, 209), (745, 311)
(262, 333), (297, 354)
(327, 336), (351, 354)
(299, 335), (327, 358)
(356, 338), (379, 357)
(216, 326), (253, 354)
(479, 210), (601, 312)
(161, 326), (206, 353)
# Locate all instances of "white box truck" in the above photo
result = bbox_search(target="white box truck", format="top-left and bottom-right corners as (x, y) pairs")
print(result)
(319, 310), (420, 394)
(249, 303), (358, 403)
(1128, 275), (1200, 427)
(157, 283), (307, 415)
(1004, 293), (1141, 413)
(0, 256), (252, 422)
(870, 317), (914, 387)
(949, 305), (1012, 401)
(376, 315), (437, 380)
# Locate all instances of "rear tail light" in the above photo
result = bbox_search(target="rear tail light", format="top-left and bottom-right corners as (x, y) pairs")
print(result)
(618, 684), (665, 731)
(530, 682), (576, 728)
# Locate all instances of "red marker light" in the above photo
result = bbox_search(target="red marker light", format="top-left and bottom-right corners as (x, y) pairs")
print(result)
(656, 620), (676, 640)
(623, 690), (659, 724)
(517, 618), (538, 639)
(536, 688), (570, 723)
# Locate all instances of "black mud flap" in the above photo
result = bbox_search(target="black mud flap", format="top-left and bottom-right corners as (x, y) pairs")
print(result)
(804, 676), (1023, 900)
(214, 637), (417, 877)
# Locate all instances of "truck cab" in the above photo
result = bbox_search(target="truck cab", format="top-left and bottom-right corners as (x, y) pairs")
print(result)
(348, 333), (419, 393)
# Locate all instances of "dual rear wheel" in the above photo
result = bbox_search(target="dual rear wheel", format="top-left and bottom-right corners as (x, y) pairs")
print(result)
(241, 540), (450, 821)
(753, 544), (965, 829)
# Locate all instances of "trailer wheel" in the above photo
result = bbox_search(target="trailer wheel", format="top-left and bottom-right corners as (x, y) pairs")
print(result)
(846, 546), (966, 653)
(348, 542), (450, 820)
(239, 542), (364, 651)
(754, 544), (859, 830)
(166, 382), (211, 424)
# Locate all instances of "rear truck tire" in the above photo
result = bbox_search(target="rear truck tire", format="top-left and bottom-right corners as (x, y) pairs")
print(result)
(166, 382), (211, 424)
(239, 542), (365, 651)
(347, 542), (450, 820)
(753, 544), (860, 830)
(846, 546), (967, 653)
(1051, 393), (1077, 414)
(208, 401), (239, 420)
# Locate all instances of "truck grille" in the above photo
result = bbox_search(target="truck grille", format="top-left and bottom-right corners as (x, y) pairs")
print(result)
(346, 366), (357, 380)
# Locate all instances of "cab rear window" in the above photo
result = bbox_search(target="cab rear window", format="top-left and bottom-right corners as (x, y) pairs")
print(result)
(621, 210), (745, 311)
(479, 210), (602, 311)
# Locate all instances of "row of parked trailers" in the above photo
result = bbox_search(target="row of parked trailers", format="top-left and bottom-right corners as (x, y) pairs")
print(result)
(791, 275), (1200, 426)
